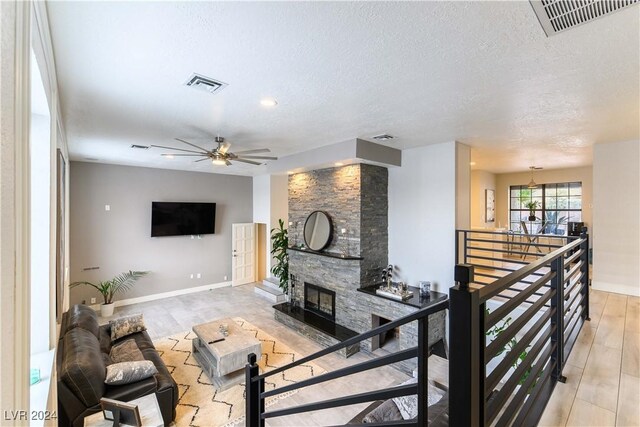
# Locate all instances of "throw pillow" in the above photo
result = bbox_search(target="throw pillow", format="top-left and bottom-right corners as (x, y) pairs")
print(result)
(391, 377), (445, 420)
(362, 400), (403, 423)
(109, 339), (144, 363)
(105, 361), (157, 385)
(110, 314), (146, 341)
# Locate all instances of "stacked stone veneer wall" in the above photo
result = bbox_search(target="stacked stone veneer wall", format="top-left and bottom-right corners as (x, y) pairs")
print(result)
(286, 164), (446, 373)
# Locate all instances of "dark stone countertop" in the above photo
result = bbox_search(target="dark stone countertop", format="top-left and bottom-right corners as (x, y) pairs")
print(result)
(273, 302), (359, 342)
(357, 284), (448, 309)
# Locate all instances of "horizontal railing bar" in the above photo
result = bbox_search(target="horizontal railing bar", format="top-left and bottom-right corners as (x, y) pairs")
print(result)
(563, 249), (583, 266)
(477, 238), (583, 302)
(262, 383), (417, 419)
(460, 229), (578, 240)
(465, 237), (565, 248)
(564, 304), (585, 345)
(486, 287), (554, 358)
(255, 299), (449, 381)
(339, 421), (417, 427)
(564, 281), (584, 315)
(261, 347), (418, 399)
(513, 364), (554, 427)
(466, 261), (546, 276)
(474, 271), (540, 287)
(563, 261), (583, 284)
(486, 271), (554, 329)
(468, 245), (556, 258)
(507, 360), (555, 426)
(486, 308), (553, 393)
(466, 253), (532, 266)
(564, 314), (585, 361)
(487, 336), (554, 425)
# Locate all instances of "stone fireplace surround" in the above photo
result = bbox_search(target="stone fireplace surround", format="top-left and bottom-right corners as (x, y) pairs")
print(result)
(275, 164), (446, 373)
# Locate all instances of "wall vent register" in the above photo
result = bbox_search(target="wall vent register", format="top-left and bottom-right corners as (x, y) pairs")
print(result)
(530, 0), (638, 36)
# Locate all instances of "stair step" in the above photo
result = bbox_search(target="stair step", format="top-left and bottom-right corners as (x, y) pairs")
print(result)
(254, 284), (286, 303)
(262, 277), (281, 290)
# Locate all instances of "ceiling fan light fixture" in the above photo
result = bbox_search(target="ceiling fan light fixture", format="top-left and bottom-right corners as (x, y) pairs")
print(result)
(212, 158), (227, 166)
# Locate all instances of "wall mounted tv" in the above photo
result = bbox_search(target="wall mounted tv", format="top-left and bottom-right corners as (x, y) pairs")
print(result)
(151, 202), (216, 237)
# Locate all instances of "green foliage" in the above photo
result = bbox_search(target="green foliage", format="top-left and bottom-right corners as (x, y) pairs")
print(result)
(270, 219), (289, 293)
(485, 308), (539, 389)
(71, 270), (148, 305)
(524, 200), (539, 211)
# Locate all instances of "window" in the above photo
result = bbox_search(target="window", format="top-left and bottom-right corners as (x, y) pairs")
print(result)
(509, 182), (582, 235)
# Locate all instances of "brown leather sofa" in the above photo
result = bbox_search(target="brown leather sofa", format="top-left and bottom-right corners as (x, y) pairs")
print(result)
(56, 305), (178, 427)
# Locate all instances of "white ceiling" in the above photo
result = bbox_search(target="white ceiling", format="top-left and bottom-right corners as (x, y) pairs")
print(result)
(47, 1), (639, 175)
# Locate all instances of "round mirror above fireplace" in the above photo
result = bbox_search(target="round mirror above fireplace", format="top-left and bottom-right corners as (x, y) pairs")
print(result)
(303, 211), (333, 251)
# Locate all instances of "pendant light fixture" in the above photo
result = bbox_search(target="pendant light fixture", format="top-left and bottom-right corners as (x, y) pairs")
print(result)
(528, 166), (542, 189)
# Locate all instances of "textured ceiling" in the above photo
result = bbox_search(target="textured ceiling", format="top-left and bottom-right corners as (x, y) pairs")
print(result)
(47, 1), (639, 175)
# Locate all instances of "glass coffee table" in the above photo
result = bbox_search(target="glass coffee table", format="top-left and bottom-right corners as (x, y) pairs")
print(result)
(192, 318), (262, 390)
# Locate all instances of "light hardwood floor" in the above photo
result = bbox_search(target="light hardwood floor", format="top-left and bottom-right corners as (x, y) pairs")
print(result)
(539, 290), (640, 427)
(106, 285), (639, 426)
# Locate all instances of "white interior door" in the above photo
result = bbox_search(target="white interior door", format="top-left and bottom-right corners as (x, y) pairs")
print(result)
(232, 223), (256, 286)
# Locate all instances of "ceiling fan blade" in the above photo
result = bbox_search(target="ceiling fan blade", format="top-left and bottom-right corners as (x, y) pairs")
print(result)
(233, 148), (271, 155)
(219, 142), (231, 154)
(237, 155), (278, 160)
(225, 159), (232, 166)
(174, 138), (211, 153)
(233, 158), (263, 166)
(194, 158), (210, 162)
(161, 153), (206, 156)
(151, 144), (205, 154)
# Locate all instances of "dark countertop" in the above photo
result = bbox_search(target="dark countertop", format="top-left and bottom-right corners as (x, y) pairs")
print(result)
(357, 284), (448, 309)
(273, 302), (359, 341)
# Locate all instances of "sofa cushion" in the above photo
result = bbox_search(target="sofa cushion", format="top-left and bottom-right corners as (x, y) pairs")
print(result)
(64, 304), (100, 339)
(110, 314), (147, 341)
(60, 328), (106, 407)
(105, 361), (158, 385)
(392, 377), (445, 420)
(110, 339), (144, 363)
(362, 399), (403, 423)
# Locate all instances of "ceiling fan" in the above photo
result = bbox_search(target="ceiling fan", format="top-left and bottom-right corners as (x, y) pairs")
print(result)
(151, 136), (277, 166)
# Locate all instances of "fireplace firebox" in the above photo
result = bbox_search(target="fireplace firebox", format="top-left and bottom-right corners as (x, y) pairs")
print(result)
(304, 283), (336, 321)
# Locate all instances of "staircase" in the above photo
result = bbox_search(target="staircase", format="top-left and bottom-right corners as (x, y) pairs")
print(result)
(254, 277), (286, 303)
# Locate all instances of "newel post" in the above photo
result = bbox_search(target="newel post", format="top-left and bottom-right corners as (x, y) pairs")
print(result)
(449, 264), (484, 427)
(245, 353), (264, 427)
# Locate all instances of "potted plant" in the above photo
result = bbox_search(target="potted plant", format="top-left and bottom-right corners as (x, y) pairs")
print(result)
(270, 219), (289, 295)
(71, 270), (148, 317)
(524, 201), (539, 221)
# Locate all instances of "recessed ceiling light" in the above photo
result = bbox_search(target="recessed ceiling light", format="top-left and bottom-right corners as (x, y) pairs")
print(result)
(469, 162), (476, 166)
(260, 98), (278, 107)
(335, 162), (344, 166)
(165, 154), (175, 159)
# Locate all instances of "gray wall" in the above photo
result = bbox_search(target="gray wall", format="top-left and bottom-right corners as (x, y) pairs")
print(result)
(69, 162), (253, 306)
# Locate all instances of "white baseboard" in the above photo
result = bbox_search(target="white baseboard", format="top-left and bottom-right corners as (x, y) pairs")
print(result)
(592, 280), (640, 297)
(89, 281), (232, 311)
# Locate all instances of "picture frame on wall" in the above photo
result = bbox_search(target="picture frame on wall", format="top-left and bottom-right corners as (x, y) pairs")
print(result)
(485, 189), (495, 223)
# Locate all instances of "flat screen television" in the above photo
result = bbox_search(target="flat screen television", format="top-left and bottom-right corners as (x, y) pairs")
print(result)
(151, 202), (216, 237)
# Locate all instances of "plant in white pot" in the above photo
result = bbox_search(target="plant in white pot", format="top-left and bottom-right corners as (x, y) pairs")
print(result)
(71, 270), (148, 317)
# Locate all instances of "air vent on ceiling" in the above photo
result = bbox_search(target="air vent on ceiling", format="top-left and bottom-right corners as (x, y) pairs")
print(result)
(372, 134), (395, 141)
(130, 144), (149, 149)
(530, 0), (638, 36)
(184, 73), (228, 95)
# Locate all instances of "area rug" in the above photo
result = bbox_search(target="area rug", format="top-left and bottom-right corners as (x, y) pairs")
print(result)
(154, 317), (326, 427)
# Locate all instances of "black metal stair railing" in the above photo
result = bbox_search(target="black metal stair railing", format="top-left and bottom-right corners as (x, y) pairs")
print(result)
(244, 298), (449, 427)
(449, 231), (589, 427)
